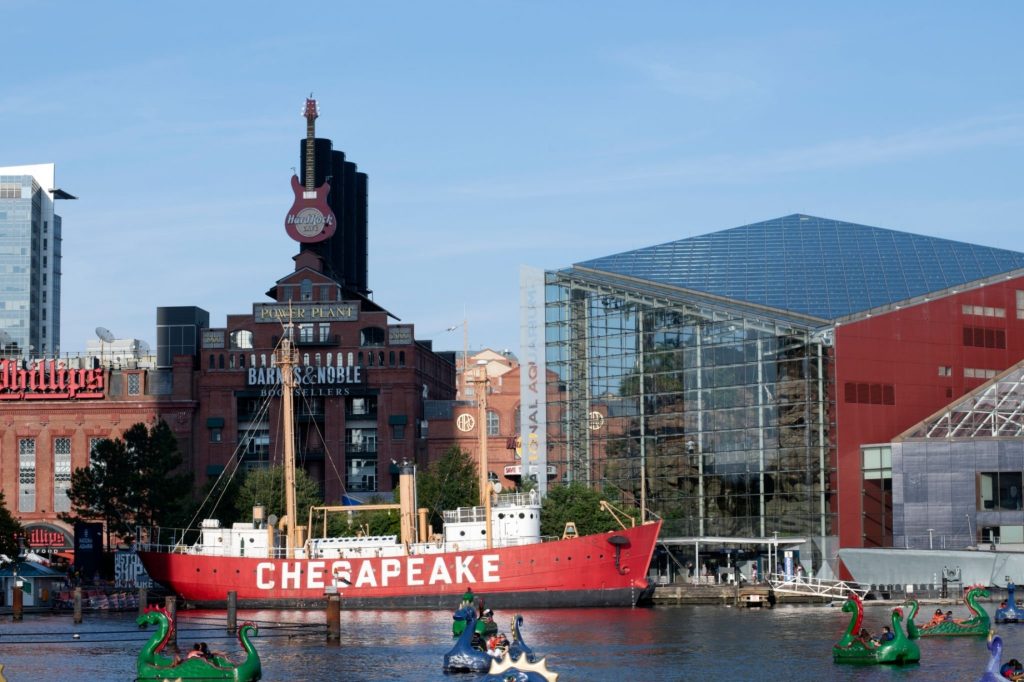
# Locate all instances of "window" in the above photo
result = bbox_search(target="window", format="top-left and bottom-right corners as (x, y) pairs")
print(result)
(963, 326), (1006, 349)
(1018, 291), (1024, 319)
(54, 437), (72, 513)
(127, 373), (141, 395)
(962, 304), (1006, 318)
(210, 427), (223, 443)
(299, 323), (314, 343)
(88, 437), (102, 463)
(965, 367), (998, 379)
(19, 438), (35, 512)
(938, 366), (952, 377)
(300, 278), (312, 301)
(392, 423), (405, 440)
(980, 472), (1024, 511)
(360, 327), (386, 346)
(843, 382), (895, 405)
(399, 351), (405, 367)
(487, 410), (500, 436)
(318, 324), (331, 343)
(230, 330), (254, 349)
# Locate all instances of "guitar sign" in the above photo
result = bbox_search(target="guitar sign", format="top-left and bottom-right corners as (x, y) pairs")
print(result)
(285, 97), (337, 243)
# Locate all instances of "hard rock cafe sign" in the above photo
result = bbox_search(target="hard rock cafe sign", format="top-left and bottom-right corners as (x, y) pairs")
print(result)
(0, 359), (104, 400)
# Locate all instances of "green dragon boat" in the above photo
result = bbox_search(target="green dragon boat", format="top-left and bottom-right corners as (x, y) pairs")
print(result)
(911, 585), (990, 637)
(832, 593), (920, 665)
(136, 605), (262, 681)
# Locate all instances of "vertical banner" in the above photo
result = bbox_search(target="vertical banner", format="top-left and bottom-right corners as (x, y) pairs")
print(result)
(519, 266), (548, 495)
(74, 522), (104, 581)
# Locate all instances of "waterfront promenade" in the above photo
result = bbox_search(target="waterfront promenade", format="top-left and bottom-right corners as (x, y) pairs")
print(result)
(0, 604), (1011, 680)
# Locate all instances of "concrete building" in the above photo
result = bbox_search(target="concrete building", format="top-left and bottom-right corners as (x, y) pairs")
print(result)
(0, 164), (74, 356)
(541, 214), (1024, 575)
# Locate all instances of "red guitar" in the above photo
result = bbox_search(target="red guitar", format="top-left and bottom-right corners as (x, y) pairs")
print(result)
(285, 97), (337, 243)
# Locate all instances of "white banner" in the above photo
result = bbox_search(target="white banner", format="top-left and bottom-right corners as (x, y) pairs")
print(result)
(519, 266), (548, 495)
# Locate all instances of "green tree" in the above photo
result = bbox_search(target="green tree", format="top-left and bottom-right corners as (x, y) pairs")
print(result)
(416, 446), (479, 533)
(539, 481), (624, 537)
(0, 490), (23, 558)
(325, 495), (401, 538)
(230, 465), (324, 527)
(62, 420), (192, 543)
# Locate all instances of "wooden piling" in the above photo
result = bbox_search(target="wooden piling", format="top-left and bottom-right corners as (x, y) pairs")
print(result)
(164, 596), (178, 649)
(73, 586), (82, 624)
(138, 587), (148, 617)
(12, 580), (23, 621)
(326, 592), (341, 642)
(226, 591), (238, 635)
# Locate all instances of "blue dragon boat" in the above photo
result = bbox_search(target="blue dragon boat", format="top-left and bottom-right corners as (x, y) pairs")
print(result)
(997, 581), (1024, 624)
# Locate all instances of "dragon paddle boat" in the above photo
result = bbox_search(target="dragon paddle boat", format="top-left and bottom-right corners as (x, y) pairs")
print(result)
(997, 581), (1024, 624)
(136, 605), (262, 681)
(914, 585), (991, 637)
(832, 593), (920, 665)
(444, 608), (538, 673)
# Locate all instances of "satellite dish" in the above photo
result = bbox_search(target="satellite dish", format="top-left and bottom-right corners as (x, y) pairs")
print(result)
(267, 514), (279, 528)
(0, 330), (12, 346)
(96, 327), (115, 342)
(137, 340), (151, 355)
(491, 481), (502, 494)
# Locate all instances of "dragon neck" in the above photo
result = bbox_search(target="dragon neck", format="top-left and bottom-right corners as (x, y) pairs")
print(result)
(842, 599), (863, 640)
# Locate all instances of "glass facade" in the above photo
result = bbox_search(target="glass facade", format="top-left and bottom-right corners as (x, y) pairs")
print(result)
(545, 270), (834, 540)
(0, 168), (62, 355)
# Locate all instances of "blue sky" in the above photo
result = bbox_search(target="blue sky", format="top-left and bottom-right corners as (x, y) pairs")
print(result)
(4, 2), (1024, 355)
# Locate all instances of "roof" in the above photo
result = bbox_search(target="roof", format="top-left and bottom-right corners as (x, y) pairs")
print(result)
(574, 214), (1024, 320)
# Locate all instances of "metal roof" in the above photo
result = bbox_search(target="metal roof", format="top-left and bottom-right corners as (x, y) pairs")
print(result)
(576, 214), (1024, 320)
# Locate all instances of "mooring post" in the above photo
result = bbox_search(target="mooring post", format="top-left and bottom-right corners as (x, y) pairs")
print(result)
(164, 596), (178, 650)
(326, 591), (341, 642)
(138, 587), (148, 618)
(226, 591), (238, 635)
(73, 586), (82, 624)
(12, 579), (23, 622)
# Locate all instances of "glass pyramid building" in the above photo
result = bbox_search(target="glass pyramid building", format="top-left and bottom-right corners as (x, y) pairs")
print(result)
(576, 214), (1024, 320)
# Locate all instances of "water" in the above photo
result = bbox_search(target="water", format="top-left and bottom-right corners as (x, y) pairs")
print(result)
(0, 604), (1010, 681)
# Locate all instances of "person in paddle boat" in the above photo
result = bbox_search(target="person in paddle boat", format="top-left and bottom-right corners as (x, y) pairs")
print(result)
(487, 632), (510, 658)
(857, 628), (874, 646)
(1001, 657), (1024, 680)
(944, 610), (956, 623)
(929, 608), (945, 625)
(873, 626), (894, 644)
(471, 631), (486, 652)
(476, 609), (498, 638)
(186, 643), (204, 660)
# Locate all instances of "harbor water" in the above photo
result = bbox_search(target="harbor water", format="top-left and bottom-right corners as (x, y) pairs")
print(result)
(0, 604), (1011, 680)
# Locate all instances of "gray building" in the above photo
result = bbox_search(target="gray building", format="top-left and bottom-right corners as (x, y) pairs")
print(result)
(0, 164), (74, 356)
(889, 360), (1024, 550)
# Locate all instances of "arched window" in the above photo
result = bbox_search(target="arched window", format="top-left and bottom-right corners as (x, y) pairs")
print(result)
(218, 354), (225, 369)
(347, 352), (354, 366)
(315, 353), (322, 366)
(326, 353), (333, 366)
(513, 405), (521, 434)
(399, 351), (405, 367)
(229, 354), (235, 369)
(230, 330), (254, 349)
(487, 410), (500, 437)
(358, 351), (364, 366)
(367, 352), (374, 367)
(260, 353), (267, 367)
(303, 353), (310, 365)
(378, 351), (385, 366)
(250, 353), (256, 367)
(360, 327), (386, 346)
(239, 354), (246, 368)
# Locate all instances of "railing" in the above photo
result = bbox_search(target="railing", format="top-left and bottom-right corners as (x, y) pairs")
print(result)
(767, 572), (868, 599)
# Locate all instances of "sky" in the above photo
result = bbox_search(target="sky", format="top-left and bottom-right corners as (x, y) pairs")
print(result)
(4, 2), (1024, 356)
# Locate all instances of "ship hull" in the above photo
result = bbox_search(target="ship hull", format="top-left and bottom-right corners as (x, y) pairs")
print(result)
(138, 521), (661, 609)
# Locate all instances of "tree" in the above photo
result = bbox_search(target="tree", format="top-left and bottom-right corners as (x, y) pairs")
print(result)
(539, 481), (624, 537)
(416, 446), (479, 533)
(230, 465), (324, 527)
(325, 495), (401, 538)
(62, 420), (192, 543)
(0, 490), (23, 558)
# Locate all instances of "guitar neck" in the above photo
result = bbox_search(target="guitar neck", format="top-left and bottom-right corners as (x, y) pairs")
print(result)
(305, 117), (316, 191)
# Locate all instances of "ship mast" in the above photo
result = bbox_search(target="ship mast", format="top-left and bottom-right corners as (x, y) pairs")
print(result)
(473, 359), (493, 549)
(277, 333), (299, 558)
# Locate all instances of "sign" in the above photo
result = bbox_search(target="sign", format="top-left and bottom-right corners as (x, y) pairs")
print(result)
(115, 550), (154, 589)
(202, 330), (225, 349)
(74, 522), (104, 578)
(518, 266), (548, 495)
(456, 413), (475, 432)
(388, 325), (413, 345)
(253, 302), (359, 323)
(23, 524), (72, 553)
(0, 359), (104, 400)
(247, 364), (363, 387)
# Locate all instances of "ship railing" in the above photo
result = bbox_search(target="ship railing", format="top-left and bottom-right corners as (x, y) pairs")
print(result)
(135, 526), (203, 554)
(767, 572), (868, 600)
